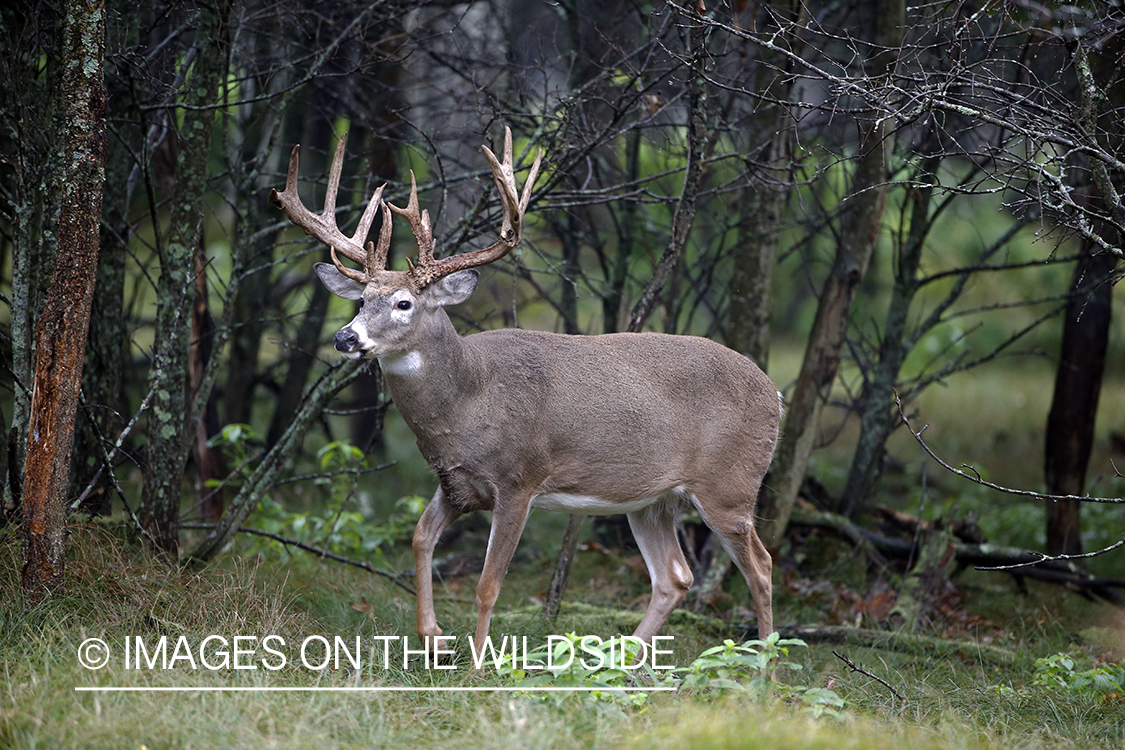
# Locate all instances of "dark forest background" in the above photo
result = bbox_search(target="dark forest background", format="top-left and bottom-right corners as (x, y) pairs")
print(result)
(2, 0), (1123, 605)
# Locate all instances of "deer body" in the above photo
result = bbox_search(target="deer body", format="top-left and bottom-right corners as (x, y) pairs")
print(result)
(272, 128), (779, 651)
(389, 327), (779, 516)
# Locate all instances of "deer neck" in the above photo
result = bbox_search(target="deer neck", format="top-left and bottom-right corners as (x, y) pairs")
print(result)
(377, 311), (482, 443)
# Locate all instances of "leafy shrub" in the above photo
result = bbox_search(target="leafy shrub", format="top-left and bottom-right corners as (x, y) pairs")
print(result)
(209, 425), (424, 561)
(672, 634), (845, 718)
(991, 652), (1125, 700)
(1031, 653), (1125, 696)
(495, 632), (845, 717)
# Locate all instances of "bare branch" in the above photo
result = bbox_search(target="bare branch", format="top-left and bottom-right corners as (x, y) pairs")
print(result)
(182, 523), (415, 595)
(895, 393), (1125, 504)
(974, 536), (1125, 571)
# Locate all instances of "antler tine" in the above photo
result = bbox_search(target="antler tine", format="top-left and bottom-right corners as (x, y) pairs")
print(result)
(322, 134), (346, 220)
(268, 132), (384, 271)
(352, 183), (386, 252)
(387, 169), (435, 268)
(519, 147), (543, 217)
(369, 200), (393, 271)
(405, 126), (542, 287)
(331, 245), (367, 283)
(331, 192), (392, 284)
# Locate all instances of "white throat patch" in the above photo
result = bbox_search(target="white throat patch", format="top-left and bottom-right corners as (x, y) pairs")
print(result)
(380, 351), (422, 376)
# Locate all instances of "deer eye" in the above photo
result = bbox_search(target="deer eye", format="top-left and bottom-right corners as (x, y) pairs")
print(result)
(396, 300), (412, 311)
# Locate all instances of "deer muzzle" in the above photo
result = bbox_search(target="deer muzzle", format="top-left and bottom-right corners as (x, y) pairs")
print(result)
(334, 327), (361, 353)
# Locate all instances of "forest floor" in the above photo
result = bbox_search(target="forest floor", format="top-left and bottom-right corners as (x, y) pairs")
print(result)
(1, 511), (1122, 749)
(2, 349), (1124, 749)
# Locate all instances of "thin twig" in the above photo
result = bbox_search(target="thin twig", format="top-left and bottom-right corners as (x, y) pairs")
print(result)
(895, 393), (1124, 505)
(181, 523), (415, 595)
(974, 536), (1125, 571)
(833, 650), (906, 703)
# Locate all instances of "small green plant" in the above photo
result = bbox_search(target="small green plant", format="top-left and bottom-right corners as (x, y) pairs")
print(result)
(1031, 652), (1125, 696)
(207, 423), (266, 480)
(494, 633), (663, 709)
(246, 494), (425, 563)
(990, 652), (1125, 700)
(207, 428), (423, 562)
(494, 632), (845, 717)
(673, 633), (845, 718)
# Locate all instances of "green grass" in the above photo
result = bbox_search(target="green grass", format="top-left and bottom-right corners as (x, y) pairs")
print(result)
(3, 339), (1123, 749)
(3, 518), (1123, 750)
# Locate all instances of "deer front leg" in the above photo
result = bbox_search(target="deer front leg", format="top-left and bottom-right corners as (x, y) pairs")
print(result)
(412, 487), (461, 647)
(472, 497), (531, 653)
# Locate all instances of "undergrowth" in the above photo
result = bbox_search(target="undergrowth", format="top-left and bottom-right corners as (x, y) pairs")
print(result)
(1, 523), (1122, 750)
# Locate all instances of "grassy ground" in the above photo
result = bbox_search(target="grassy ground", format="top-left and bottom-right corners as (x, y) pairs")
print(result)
(2, 515), (1122, 750)
(2, 344), (1123, 749)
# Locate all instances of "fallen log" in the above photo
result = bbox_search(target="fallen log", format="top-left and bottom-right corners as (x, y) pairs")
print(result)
(788, 508), (1125, 604)
(777, 625), (1015, 666)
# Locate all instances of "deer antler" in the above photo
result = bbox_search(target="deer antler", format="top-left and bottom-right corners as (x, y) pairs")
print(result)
(269, 132), (392, 282)
(389, 126), (542, 289)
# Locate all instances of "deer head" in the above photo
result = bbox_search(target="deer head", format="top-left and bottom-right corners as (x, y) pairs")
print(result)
(269, 127), (541, 361)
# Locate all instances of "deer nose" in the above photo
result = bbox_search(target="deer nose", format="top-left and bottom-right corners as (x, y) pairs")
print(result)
(334, 328), (359, 352)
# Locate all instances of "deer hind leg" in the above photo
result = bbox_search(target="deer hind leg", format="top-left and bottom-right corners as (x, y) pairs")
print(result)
(413, 487), (462, 644)
(693, 493), (774, 640)
(627, 499), (694, 642)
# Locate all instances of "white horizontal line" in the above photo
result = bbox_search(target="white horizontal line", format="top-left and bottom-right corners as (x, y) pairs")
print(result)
(75, 685), (678, 693)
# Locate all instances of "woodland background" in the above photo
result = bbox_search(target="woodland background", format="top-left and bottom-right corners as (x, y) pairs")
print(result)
(1, 1), (1125, 747)
(2, 1), (1125, 746)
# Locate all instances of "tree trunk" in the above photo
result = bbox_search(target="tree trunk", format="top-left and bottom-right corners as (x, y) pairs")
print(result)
(696, 0), (800, 606)
(222, 255), (271, 428)
(756, 0), (904, 549)
(1044, 246), (1115, 555)
(626, 2), (708, 333)
(726, 0), (799, 370)
(190, 249), (225, 523)
(73, 10), (140, 511)
(266, 278), (331, 447)
(887, 527), (956, 632)
(5, 3), (65, 513)
(1043, 36), (1125, 557)
(839, 155), (939, 518)
(141, 0), (231, 557)
(21, 0), (105, 604)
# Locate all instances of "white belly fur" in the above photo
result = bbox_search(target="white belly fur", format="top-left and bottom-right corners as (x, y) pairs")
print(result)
(530, 492), (659, 515)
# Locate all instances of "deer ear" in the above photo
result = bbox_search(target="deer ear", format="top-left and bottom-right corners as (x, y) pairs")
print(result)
(315, 262), (365, 300)
(428, 269), (478, 306)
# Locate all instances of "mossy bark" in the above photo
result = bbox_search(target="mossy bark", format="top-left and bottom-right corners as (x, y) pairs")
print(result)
(21, 0), (106, 604)
(887, 528), (957, 633)
(140, 0), (231, 558)
(839, 154), (939, 518)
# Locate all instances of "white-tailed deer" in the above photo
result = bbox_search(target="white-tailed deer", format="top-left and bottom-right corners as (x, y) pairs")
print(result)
(270, 128), (780, 651)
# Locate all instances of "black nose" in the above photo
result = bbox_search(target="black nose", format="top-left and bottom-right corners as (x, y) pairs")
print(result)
(334, 328), (359, 352)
